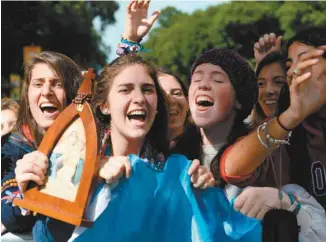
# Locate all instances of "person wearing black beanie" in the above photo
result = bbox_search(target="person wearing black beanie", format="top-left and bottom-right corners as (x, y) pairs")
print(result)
(190, 48), (257, 124)
(118, 4), (263, 240)
(174, 48), (258, 192)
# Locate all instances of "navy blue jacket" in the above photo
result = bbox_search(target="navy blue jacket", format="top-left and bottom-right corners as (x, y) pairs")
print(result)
(1, 133), (74, 241)
(1, 133), (36, 232)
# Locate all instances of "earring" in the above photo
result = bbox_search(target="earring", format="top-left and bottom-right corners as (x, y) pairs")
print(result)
(155, 111), (158, 115)
(100, 104), (109, 115)
(102, 109), (109, 115)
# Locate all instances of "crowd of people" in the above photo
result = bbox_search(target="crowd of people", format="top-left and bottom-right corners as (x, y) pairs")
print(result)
(1, 1), (326, 242)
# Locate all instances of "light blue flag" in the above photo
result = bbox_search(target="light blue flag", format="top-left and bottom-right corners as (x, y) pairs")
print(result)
(69, 154), (261, 242)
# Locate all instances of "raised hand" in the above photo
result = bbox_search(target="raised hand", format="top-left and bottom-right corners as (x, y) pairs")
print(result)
(284, 46), (326, 127)
(188, 159), (216, 189)
(99, 156), (132, 184)
(15, 151), (48, 192)
(254, 33), (283, 65)
(123, 0), (160, 42)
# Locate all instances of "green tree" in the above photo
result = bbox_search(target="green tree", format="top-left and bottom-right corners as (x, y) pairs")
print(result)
(276, 1), (326, 38)
(1, 1), (119, 83)
(143, 1), (326, 83)
(157, 6), (187, 28)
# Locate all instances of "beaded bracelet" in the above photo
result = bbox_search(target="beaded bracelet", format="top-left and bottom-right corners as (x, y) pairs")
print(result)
(266, 131), (292, 146)
(1, 180), (35, 216)
(257, 122), (292, 149)
(1, 179), (18, 192)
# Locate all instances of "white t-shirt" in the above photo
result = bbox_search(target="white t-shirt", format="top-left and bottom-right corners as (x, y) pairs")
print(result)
(201, 143), (242, 201)
(201, 144), (224, 169)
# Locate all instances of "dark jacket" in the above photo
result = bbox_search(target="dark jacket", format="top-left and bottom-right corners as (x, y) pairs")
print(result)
(1, 133), (36, 232)
(1, 133), (74, 241)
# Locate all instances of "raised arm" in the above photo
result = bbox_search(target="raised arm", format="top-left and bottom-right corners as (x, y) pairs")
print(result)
(122, 0), (160, 42)
(222, 46), (326, 178)
(254, 33), (282, 70)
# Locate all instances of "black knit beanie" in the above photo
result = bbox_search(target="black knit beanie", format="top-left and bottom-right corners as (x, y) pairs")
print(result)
(191, 48), (257, 121)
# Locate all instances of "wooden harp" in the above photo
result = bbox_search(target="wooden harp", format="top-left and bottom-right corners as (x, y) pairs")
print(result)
(14, 69), (99, 227)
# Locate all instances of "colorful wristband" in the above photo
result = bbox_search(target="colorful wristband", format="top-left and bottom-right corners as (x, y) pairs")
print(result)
(287, 193), (301, 215)
(116, 37), (150, 56)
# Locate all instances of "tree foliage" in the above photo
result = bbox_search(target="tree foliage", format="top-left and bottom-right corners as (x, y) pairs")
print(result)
(143, 1), (326, 83)
(1, 1), (119, 81)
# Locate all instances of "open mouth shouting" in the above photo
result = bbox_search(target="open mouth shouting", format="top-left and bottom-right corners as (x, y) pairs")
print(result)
(39, 102), (60, 119)
(127, 109), (148, 127)
(195, 95), (214, 111)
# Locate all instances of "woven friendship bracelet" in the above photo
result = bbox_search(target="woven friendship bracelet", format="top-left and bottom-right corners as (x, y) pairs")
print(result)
(287, 193), (301, 215)
(116, 36), (150, 56)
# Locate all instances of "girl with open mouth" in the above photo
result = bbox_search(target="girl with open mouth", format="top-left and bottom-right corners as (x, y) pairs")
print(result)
(27, 54), (258, 242)
(1, 51), (83, 236)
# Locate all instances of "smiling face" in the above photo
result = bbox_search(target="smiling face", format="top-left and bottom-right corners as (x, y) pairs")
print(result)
(189, 63), (236, 129)
(28, 63), (66, 130)
(158, 74), (188, 135)
(257, 62), (286, 117)
(105, 64), (158, 142)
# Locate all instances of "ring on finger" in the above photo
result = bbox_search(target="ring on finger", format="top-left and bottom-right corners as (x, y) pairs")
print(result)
(292, 69), (301, 76)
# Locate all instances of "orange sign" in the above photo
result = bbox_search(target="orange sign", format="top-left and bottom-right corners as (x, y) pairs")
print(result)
(23, 46), (41, 65)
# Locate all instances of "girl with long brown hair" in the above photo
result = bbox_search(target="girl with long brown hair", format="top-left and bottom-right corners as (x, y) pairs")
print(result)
(1, 51), (82, 235)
